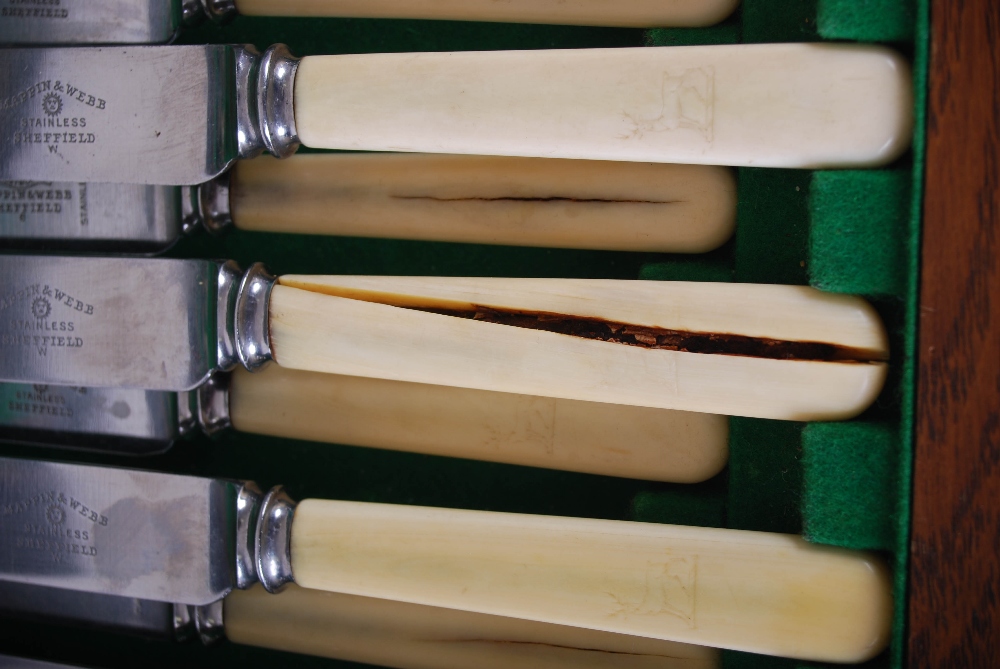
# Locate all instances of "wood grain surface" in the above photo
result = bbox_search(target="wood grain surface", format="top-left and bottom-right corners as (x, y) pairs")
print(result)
(910, 0), (1000, 665)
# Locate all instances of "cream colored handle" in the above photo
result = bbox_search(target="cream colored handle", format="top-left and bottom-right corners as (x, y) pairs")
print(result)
(290, 501), (893, 663)
(229, 365), (727, 483)
(225, 584), (720, 669)
(294, 44), (912, 168)
(231, 154), (736, 253)
(235, 0), (739, 28)
(268, 278), (888, 421)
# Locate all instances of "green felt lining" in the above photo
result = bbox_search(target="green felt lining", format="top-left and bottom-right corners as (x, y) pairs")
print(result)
(645, 1), (926, 667)
(809, 171), (910, 296)
(818, 0), (916, 42)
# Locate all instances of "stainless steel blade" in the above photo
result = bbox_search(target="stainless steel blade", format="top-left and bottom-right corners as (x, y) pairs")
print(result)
(0, 255), (220, 391)
(0, 580), (176, 640)
(0, 456), (240, 605)
(0, 181), (183, 252)
(0, 382), (190, 455)
(0, 45), (236, 185)
(0, 0), (182, 46)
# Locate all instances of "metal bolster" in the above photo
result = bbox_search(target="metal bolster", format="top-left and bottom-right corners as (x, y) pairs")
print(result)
(235, 44), (301, 161)
(255, 486), (297, 593)
(235, 481), (264, 591)
(234, 262), (276, 372)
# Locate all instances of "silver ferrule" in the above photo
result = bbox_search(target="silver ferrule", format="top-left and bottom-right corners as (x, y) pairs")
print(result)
(234, 262), (276, 372)
(193, 599), (226, 644)
(173, 601), (226, 646)
(235, 44), (301, 160)
(216, 260), (243, 372)
(255, 486), (297, 593)
(173, 602), (195, 642)
(181, 171), (234, 237)
(181, 0), (238, 25)
(176, 389), (199, 437)
(181, 172), (233, 236)
(197, 372), (232, 435)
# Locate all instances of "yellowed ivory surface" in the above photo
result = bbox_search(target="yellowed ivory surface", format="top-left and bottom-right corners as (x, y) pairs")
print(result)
(231, 154), (736, 252)
(290, 501), (893, 662)
(269, 284), (886, 421)
(276, 275), (888, 352)
(235, 0), (739, 27)
(229, 365), (728, 482)
(294, 44), (912, 168)
(225, 584), (720, 669)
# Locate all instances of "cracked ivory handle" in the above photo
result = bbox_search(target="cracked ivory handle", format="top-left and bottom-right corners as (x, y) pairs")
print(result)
(267, 277), (889, 421)
(229, 365), (728, 483)
(235, 0), (739, 27)
(225, 584), (720, 669)
(231, 154), (736, 252)
(293, 44), (912, 168)
(290, 501), (893, 663)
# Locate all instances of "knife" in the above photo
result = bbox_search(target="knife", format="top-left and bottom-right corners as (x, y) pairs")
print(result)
(0, 456), (892, 662)
(0, 255), (888, 421)
(0, 367), (730, 482)
(0, 582), (721, 669)
(0, 154), (737, 254)
(0, 42), (912, 184)
(0, 0), (741, 44)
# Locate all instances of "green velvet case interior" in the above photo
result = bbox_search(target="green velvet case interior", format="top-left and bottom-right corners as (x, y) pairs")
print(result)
(0, 1), (927, 667)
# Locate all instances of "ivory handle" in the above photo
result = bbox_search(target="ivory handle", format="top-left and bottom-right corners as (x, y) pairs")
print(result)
(231, 154), (736, 253)
(290, 501), (893, 663)
(225, 584), (720, 669)
(268, 279), (888, 421)
(294, 44), (912, 168)
(229, 365), (728, 483)
(234, 0), (740, 28)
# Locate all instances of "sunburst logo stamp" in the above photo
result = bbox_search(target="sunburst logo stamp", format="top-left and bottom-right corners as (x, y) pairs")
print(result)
(31, 296), (51, 319)
(46, 504), (65, 525)
(42, 92), (63, 117)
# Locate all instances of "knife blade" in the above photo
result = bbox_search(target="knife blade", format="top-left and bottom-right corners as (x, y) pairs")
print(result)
(0, 255), (889, 420)
(0, 455), (892, 661)
(0, 180), (183, 253)
(0, 0), (740, 44)
(0, 582), (721, 669)
(0, 381), (194, 455)
(0, 155), (737, 254)
(0, 42), (912, 184)
(0, 368), (731, 482)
